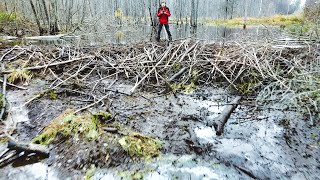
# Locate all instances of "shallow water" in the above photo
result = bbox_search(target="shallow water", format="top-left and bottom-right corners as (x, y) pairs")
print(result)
(1, 24), (281, 46)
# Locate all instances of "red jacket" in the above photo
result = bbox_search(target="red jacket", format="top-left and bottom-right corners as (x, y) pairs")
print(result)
(157, 7), (171, 24)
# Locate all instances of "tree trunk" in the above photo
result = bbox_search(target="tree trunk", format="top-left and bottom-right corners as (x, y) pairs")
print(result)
(29, 0), (43, 35)
(258, 0), (263, 17)
(41, 0), (50, 34)
(243, 0), (248, 29)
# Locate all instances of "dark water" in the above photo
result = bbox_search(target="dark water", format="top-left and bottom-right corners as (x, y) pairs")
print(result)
(1, 24), (280, 46)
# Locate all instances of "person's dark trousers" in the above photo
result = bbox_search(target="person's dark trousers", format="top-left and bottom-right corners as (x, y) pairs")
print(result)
(157, 24), (172, 42)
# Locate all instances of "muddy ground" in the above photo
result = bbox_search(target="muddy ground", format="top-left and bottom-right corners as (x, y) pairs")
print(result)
(0, 78), (319, 180)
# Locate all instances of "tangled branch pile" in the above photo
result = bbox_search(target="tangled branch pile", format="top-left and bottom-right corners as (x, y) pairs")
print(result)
(0, 39), (319, 122)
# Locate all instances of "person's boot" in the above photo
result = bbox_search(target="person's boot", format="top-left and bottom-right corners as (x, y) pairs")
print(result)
(156, 37), (160, 42)
(169, 36), (172, 42)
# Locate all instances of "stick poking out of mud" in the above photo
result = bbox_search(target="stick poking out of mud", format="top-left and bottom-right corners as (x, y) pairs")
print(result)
(209, 96), (242, 136)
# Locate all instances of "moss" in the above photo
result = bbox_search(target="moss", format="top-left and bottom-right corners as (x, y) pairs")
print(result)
(32, 109), (106, 145)
(0, 12), (17, 23)
(84, 164), (96, 180)
(118, 133), (162, 160)
(311, 133), (318, 140)
(237, 81), (256, 95)
(118, 169), (155, 180)
(92, 111), (112, 122)
(182, 82), (196, 94)
(48, 90), (58, 100)
(170, 82), (196, 94)
(32, 109), (75, 145)
(236, 70), (261, 95)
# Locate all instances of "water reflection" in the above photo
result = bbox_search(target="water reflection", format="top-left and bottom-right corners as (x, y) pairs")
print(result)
(1, 24), (279, 46)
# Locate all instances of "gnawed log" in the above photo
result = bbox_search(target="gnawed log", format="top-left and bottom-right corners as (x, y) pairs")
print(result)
(0, 140), (49, 166)
(7, 140), (49, 156)
(169, 67), (188, 82)
(208, 96), (241, 136)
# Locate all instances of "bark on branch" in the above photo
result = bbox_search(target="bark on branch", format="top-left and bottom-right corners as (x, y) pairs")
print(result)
(7, 140), (49, 156)
(208, 96), (242, 136)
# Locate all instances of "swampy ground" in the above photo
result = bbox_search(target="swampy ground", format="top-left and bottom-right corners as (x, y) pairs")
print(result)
(0, 78), (319, 180)
(0, 24), (319, 180)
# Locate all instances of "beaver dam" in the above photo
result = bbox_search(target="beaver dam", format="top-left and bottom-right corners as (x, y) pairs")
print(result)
(0, 38), (319, 179)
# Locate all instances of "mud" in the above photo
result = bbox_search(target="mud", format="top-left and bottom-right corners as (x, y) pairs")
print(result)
(0, 79), (319, 179)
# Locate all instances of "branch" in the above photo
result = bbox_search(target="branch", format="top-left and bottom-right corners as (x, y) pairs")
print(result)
(208, 96), (242, 136)
(1, 56), (95, 74)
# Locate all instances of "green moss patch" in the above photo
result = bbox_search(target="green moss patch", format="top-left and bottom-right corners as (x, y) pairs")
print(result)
(32, 109), (110, 145)
(119, 133), (162, 160)
(170, 82), (196, 94)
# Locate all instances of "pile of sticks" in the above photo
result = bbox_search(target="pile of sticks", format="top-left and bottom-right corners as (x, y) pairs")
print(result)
(0, 39), (319, 117)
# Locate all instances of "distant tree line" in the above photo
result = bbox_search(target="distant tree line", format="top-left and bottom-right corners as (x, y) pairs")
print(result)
(304, 0), (320, 22)
(0, 0), (301, 35)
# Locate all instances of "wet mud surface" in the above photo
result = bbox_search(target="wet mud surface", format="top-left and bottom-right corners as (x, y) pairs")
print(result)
(0, 79), (319, 179)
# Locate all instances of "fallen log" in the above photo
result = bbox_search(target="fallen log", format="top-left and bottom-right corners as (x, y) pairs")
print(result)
(0, 74), (7, 121)
(7, 140), (49, 157)
(186, 126), (203, 154)
(0, 139), (49, 166)
(208, 96), (242, 136)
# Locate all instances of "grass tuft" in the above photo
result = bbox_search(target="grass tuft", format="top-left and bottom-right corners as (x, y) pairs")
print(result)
(7, 69), (32, 84)
(208, 14), (304, 27)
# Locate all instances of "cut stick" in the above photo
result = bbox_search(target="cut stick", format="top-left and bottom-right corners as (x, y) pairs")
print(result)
(169, 66), (188, 82)
(0, 79), (27, 90)
(208, 96), (242, 136)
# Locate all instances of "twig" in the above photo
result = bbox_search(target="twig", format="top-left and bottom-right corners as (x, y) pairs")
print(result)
(74, 94), (109, 114)
(0, 79), (27, 90)
(130, 44), (173, 94)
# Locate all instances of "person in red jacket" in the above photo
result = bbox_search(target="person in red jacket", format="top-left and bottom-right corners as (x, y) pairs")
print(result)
(156, 2), (172, 42)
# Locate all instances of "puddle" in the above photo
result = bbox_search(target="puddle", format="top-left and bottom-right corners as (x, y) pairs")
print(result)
(0, 162), (59, 180)
(92, 154), (243, 180)
(6, 90), (30, 123)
